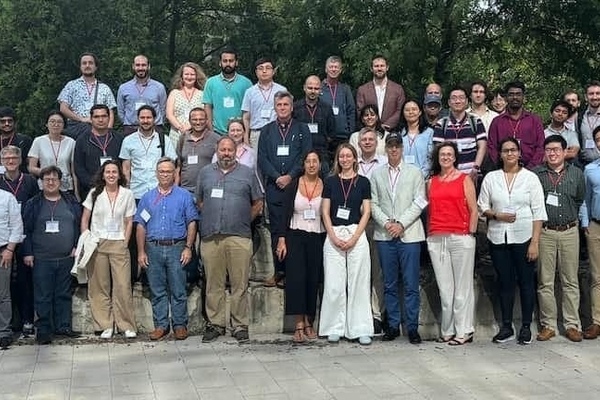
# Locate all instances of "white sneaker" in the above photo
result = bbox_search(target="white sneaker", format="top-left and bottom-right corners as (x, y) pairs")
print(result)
(359, 336), (372, 345)
(124, 330), (137, 339)
(100, 328), (113, 339)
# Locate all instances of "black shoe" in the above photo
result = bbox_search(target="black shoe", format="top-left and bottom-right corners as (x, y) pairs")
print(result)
(408, 331), (422, 344)
(382, 328), (400, 341)
(492, 326), (515, 343)
(517, 325), (532, 345)
(36, 334), (52, 345)
(373, 319), (383, 335)
(55, 330), (81, 338)
(233, 329), (249, 343)
(202, 325), (224, 343)
(0, 336), (11, 350)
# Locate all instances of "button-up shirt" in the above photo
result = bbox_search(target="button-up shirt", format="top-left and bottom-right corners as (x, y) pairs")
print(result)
(534, 163), (585, 226)
(0, 188), (23, 246)
(582, 160), (600, 227)
(241, 82), (287, 130)
(488, 111), (545, 169)
(57, 77), (117, 119)
(579, 108), (600, 163)
(401, 127), (434, 178)
(117, 78), (167, 125)
(357, 154), (387, 179)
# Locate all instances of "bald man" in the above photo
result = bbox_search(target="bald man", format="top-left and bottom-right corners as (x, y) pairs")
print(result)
(293, 75), (336, 174)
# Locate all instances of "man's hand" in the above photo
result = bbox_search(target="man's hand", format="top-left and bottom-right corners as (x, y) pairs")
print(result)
(24, 256), (34, 268)
(276, 174), (292, 189)
(1, 249), (13, 269)
(138, 251), (149, 269)
(180, 247), (192, 266)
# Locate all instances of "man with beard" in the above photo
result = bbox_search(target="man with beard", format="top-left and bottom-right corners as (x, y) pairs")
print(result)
(356, 55), (405, 132)
(544, 100), (580, 162)
(0, 107), (32, 173)
(562, 89), (581, 133)
(197, 136), (263, 343)
(203, 48), (252, 136)
(488, 81), (545, 169)
(57, 53), (117, 138)
(117, 55), (167, 136)
(293, 75), (335, 174)
(578, 81), (600, 165)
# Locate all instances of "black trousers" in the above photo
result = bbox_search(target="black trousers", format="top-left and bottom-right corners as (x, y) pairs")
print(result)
(266, 182), (294, 276)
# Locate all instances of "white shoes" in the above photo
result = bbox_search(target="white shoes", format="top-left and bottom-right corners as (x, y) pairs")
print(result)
(100, 328), (113, 339)
(124, 330), (137, 339)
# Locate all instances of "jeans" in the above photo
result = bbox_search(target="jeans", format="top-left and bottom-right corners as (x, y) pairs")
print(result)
(33, 257), (73, 336)
(145, 242), (188, 330)
(376, 240), (421, 332)
(488, 240), (536, 327)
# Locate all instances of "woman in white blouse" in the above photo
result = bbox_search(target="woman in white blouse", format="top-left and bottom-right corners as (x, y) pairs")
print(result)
(478, 137), (547, 345)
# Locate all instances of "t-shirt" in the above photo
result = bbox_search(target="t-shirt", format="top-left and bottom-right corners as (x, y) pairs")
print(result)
(83, 186), (136, 240)
(28, 135), (76, 191)
(32, 199), (76, 259)
(323, 174), (371, 226)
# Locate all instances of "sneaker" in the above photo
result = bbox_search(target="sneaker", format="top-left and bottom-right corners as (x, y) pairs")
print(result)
(382, 328), (400, 342)
(373, 319), (383, 335)
(359, 336), (372, 346)
(492, 326), (515, 343)
(100, 328), (114, 339)
(327, 334), (340, 343)
(22, 323), (34, 336)
(202, 325), (223, 343)
(408, 331), (422, 345)
(36, 334), (52, 345)
(233, 329), (249, 343)
(0, 336), (11, 350)
(517, 326), (532, 345)
(55, 330), (81, 338)
(124, 330), (137, 339)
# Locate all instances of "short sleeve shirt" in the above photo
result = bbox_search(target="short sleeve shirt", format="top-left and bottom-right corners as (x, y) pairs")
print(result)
(323, 174), (371, 226)
(57, 77), (117, 119)
(83, 186), (136, 240)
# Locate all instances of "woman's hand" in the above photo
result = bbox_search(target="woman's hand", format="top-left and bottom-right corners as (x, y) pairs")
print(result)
(495, 212), (516, 223)
(276, 238), (287, 261)
(527, 241), (539, 262)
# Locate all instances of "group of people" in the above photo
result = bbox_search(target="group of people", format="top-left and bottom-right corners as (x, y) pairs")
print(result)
(1, 47), (600, 350)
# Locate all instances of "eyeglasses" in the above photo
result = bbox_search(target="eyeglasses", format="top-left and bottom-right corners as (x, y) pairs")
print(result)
(0, 156), (19, 161)
(449, 96), (466, 101)
(501, 148), (519, 154)
(42, 177), (59, 182)
(544, 147), (563, 154)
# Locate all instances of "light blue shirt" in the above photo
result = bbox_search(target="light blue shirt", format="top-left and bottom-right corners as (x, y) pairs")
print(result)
(401, 127), (434, 178)
(57, 77), (117, 119)
(116, 78), (167, 125)
(582, 160), (600, 227)
(119, 131), (177, 199)
(134, 186), (198, 241)
(241, 82), (287, 130)
(203, 73), (252, 134)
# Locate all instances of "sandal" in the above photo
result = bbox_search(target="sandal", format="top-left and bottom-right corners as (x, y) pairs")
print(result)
(448, 333), (473, 346)
(436, 335), (454, 343)
(293, 327), (306, 343)
(304, 325), (317, 340)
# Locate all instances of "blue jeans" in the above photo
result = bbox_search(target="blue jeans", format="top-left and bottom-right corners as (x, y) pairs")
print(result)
(145, 242), (188, 330)
(376, 240), (421, 332)
(33, 257), (73, 336)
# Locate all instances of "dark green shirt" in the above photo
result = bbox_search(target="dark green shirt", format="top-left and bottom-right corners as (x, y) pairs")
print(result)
(534, 163), (585, 226)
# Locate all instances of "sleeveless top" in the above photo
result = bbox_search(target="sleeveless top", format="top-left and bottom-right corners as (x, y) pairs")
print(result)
(168, 88), (204, 148)
(428, 173), (470, 235)
(290, 191), (324, 233)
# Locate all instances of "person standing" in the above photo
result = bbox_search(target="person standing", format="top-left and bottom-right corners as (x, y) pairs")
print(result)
(134, 158), (198, 341)
(0, 106), (32, 173)
(399, 99), (434, 178)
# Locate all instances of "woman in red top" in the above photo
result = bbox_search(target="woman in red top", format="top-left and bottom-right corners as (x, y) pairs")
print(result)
(427, 142), (479, 345)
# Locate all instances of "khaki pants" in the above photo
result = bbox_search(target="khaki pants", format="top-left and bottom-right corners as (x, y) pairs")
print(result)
(249, 129), (261, 150)
(586, 221), (600, 325)
(365, 221), (384, 321)
(201, 235), (252, 331)
(538, 226), (581, 330)
(88, 239), (136, 332)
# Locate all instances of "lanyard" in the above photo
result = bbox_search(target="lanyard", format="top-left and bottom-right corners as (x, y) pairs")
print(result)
(91, 133), (110, 156)
(1, 134), (14, 149)
(406, 132), (418, 151)
(183, 88), (196, 103)
(259, 83), (274, 105)
(279, 121), (292, 143)
(586, 113), (600, 131)
(504, 172), (517, 197)
(85, 81), (96, 98)
(138, 133), (155, 156)
(136, 82), (147, 97)
(327, 83), (338, 105)
(107, 188), (119, 217)
(50, 139), (62, 165)
(302, 178), (319, 205)
(47, 198), (60, 220)
(305, 104), (317, 123)
(388, 166), (401, 192)
(449, 117), (468, 139)
(3, 173), (23, 197)
(509, 118), (521, 138)
(359, 160), (377, 176)
(547, 169), (565, 193)
(153, 188), (172, 205)
(339, 175), (355, 207)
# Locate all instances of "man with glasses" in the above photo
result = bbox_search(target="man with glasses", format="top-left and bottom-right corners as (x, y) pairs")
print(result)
(534, 135), (585, 342)
(241, 57), (287, 148)
(73, 104), (124, 199)
(488, 81), (545, 169)
(134, 157), (198, 341)
(0, 107), (32, 174)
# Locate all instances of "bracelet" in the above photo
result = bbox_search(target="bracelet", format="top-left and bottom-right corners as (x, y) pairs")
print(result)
(184, 244), (193, 250)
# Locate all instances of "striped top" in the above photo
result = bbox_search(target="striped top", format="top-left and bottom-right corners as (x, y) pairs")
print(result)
(534, 163), (585, 226)
(433, 114), (486, 174)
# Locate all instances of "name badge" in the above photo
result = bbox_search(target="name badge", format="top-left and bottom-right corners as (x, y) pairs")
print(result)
(211, 188), (224, 198)
(135, 101), (145, 110)
(404, 155), (416, 164)
(140, 209), (151, 222)
(45, 220), (60, 233)
(99, 156), (112, 166)
(260, 109), (271, 119)
(586, 139), (596, 149)
(0, 166), (5, 174)
(277, 145), (290, 156)
(546, 193), (559, 207)
(336, 206), (350, 220)
(307, 123), (318, 134)
(187, 155), (199, 165)
(223, 97), (235, 108)
(106, 218), (120, 232)
(332, 106), (339, 116)
(303, 208), (316, 220)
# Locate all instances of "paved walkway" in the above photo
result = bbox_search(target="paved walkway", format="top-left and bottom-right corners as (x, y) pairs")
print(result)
(1, 333), (600, 400)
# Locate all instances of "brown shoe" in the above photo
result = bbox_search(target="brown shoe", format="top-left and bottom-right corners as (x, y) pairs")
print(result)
(583, 324), (600, 340)
(174, 327), (188, 341)
(566, 327), (583, 342)
(149, 328), (168, 341)
(536, 326), (556, 341)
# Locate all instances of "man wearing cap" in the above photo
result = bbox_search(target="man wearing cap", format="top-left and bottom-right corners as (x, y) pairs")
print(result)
(370, 132), (426, 343)
(0, 107), (32, 174)
(423, 94), (444, 128)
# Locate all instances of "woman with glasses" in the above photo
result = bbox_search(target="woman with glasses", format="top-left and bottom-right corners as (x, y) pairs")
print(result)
(81, 160), (137, 339)
(28, 111), (78, 199)
(349, 105), (388, 157)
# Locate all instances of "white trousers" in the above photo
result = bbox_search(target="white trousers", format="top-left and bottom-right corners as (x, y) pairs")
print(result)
(319, 225), (374, 339)
(427, 234), (476, 337)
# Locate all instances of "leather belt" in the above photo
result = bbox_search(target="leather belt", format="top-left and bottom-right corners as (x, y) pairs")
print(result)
(543, 221), (577, 231)
(147, 239), (185, 246)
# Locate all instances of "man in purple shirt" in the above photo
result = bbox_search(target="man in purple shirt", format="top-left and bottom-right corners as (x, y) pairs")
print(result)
(487, 81), (545, 169)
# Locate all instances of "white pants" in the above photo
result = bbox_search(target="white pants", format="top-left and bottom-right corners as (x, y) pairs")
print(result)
(249, 129), (261, 150)
(427, 234), (476, 337)
(319, 225), (374, 339)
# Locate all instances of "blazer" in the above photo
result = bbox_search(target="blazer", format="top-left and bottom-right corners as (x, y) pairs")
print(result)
(369, 162), (425, 242)
(356, 80), (405, 131)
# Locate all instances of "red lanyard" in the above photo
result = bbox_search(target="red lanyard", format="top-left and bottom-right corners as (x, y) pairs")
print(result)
(303, 178), (319, 204)
(547, 169), (565, 192)
(279, 121), (292, 143)
(509, 118), (521, 138)
(359, 160), (376, 176)
(327, 83), (337, 104)
(305, 105), (317, 123)
(3, 173), (23, 197)
(339, 175), (355, 207)
(1, 134), (14, 149)
(92, 133), (110, 156)
(85, 82), (96, 97)
(259, 84), (274, 104)
(449, 117), (468, 139)
(153, 188), (172, 205)
(50, 139), (62, 165)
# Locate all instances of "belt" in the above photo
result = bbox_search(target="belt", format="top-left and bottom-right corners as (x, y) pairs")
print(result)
(543, 221), (577, 231)
(147, 239), (185, 246)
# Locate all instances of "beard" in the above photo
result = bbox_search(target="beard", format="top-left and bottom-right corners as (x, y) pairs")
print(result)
(221, 66), (236, 75)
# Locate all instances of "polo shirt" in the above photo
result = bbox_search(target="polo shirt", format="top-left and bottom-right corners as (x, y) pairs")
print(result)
(203, 73), (252, 134)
